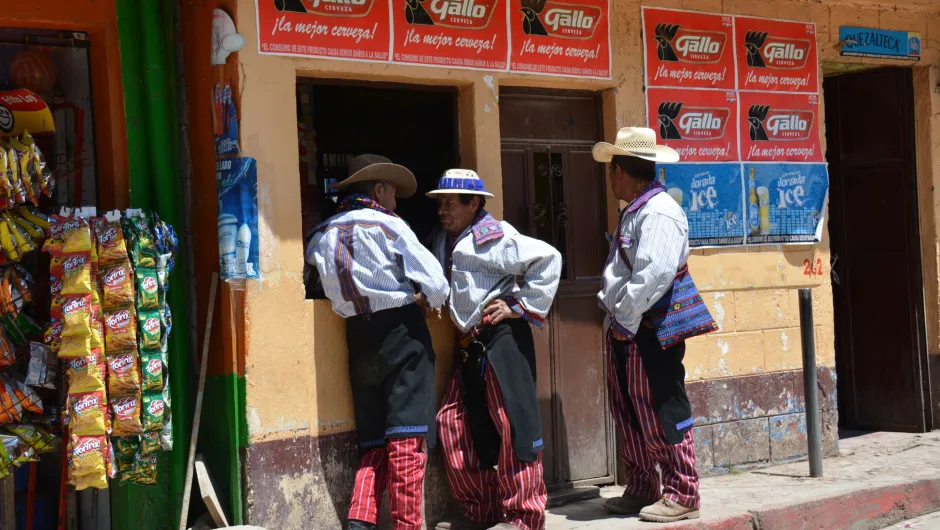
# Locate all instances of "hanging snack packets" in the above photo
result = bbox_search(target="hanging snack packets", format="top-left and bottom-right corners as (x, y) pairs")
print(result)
(100, 261), (134, 309)
(107, 351), (141, 394)
(5, 423), (54, 453)
(93, 217), (128, 263)
(55, 293), (92, 338)
(67, 390), (109, 436)
(7, 377), (41, 415)
(0, 378), (20, 423)
(139, 431), (160, 455)
(138, 310), (162, 351)
(68, 435), (109, 490)
(122, 215), (157, 269)
(51, 253), (93, 295)
(89, 304), (104, 350)
(58, 333), (91, 358)
(26, 342), (56, 389)
(110, 393), (143, 436)
(139, 350), (163, 391)
(0, 332), (14, 368)
(103, 308), (137, 351)
(43, 216), (92, 256)
(121, 451), (158, 485)
(135, 268), (160, 311)
(66, 349), (106, 392)
(141, 389), (166, 432)
(159, 383), (172, 450)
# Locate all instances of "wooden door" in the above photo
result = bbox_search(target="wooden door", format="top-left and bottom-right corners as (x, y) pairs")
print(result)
(499, 90), (614, 489)
(823, 67), (930, 432)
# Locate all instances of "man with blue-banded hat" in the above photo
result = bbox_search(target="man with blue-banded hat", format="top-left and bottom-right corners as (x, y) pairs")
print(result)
(428, 169), (561, 530)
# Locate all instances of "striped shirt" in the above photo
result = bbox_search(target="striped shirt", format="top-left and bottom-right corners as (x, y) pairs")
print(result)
(598, 185), (690, 340)
(430, 212), (562, 333)
(306, 208), (449, 318)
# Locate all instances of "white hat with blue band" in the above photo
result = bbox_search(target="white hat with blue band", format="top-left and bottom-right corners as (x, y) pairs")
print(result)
(426, 169), (495, 198)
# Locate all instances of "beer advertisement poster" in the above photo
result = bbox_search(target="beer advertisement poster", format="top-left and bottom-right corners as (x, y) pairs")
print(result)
(507, 0), (611, 79)
(741, 163), (828, 244)
(256, 0), (391, 61)
(646, 88), (739, 162)
(738, 92), (823, 163)
(641, 8), (735, 90)
(656, 163), (746, 247)
(734, 16), (818, 93)
(217, 157), (261, 280)
(391, 0), (509, 70)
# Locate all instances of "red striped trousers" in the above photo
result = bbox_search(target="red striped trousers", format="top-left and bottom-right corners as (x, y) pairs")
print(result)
(437, 366), (547, 530)
(348, 437), (427, 529)
(606, 339), (701, 509)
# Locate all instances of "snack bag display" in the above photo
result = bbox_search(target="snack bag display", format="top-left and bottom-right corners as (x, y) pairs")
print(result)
(25, 342), (56, 389)
(99, 261), (134, 309)
(103, 308), (137, 351)
(68, 435), (109, 490)
(135, 268), (159, 310)
(5, 423), (54, 453)
(66, 350), (106, 392)
(89, 305), (104, 350)
(141, 390), (166, 432)
(67, 390), (109, 436)
(106, 351), (141, 394)
(110, 393), (143, 436)
(93, 217), (127, 263)
(0, 333), (16, 368)
(140, 350), (163, 391)
(122, 215), (157, 269)
(122, 451), (158, 485)
(8, 378), (42, 414)
(0, 377), (21, 423)
(51, 253), (93, 295)
(57, 332), (91, 358)
(111, 435), (139, 457)
(56, 293), (92, 338)
(42, 216), (92, 256)
(138, 310), (162, 351)
(139, 431), (160, 455)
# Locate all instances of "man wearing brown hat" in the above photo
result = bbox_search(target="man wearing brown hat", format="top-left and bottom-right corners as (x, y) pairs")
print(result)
(306, 154), (450, 530)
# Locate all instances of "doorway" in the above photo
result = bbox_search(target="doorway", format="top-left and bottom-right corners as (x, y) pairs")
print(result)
(499, 88), (615, 492)
(295, 81), (459, 298)
(823, 67), (931, 432)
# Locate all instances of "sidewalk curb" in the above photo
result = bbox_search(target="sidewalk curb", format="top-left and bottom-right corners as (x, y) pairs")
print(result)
(661, 478), (940, 529)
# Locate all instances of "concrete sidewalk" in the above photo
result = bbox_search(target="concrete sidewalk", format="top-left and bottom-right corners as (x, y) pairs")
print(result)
(546, 431), (940, 530)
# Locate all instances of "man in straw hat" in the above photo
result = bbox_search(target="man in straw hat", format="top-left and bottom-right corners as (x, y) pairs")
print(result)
(305, 154), (450, 530)
(593, 128), (718, 523)
(427, 169), (562, 530)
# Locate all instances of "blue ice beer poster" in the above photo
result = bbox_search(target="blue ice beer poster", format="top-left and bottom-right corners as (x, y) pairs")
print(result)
(742, 163), (828, 244)
(217, 157), (260, 280)
(656, 163), (746, 247)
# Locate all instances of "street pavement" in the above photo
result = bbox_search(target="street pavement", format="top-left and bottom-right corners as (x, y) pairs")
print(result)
(879, 511), (940, 529)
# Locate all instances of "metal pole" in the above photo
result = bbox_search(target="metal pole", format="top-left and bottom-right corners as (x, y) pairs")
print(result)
(799, 288), (823, 477)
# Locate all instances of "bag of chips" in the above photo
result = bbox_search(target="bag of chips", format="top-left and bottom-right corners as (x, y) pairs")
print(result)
(5, 423), (55, 453)
(66, 349), (106, 392)
(140, 350), (163, 391)
(135, 268), (160, 311)
(7, 376), (42, 414)
(43, 216), (92, 256)
(90, 305), (104, 350)
(51, 252), (93, 295)
(139, 431), (160, 455)
(25, 342), (56, 389)
(104, 308), (137, 351)
(106, 350), (140, 394)
(141, 389), (166, 432)
(0, 332), (15, 368)
(110, 393), (143, 436)
(112, 436), (139, 457)
(122, 215), (157, 269)
(138, 310), (162, 351)
(67, 390), (109, 436)
(55, 293), (92, 338)
(121, 451), (158, 485)
(58, 332), (91, 358)
(100, 261), (134, 309)
(0, 378), (21, 423)
(93, 217), (128, 262)
(68, 435), (109, 490)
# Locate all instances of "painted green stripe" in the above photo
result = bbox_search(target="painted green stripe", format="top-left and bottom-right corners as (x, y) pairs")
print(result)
(201, 374), (246, 524)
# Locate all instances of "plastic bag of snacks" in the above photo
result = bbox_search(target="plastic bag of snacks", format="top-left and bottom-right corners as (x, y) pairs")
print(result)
(110, 393), (143, 436)
(26, 341), (56, 389)
(7, 377), (42, 414)
(135, 268), (160, 311)
(4, 423), (55, 453)
(141, 389), (166, 432)
(92, 217), (127, 263)
(99, 261), (134, 309)
(106, 351), (141, 394)
(137, 310), (162, 351)
(51, 253), (93, 295)
(103, 308), (137, 351)
(139, 431), (161, 455)
(68, 435), (109, 490)
(43, 216), (92, 256)
(0, 378), (22, 423)
(66, 390), (109, 436)
(66, 350), (106, 392)
(139, 350), (163, 391)
(54, 293), (93, 338)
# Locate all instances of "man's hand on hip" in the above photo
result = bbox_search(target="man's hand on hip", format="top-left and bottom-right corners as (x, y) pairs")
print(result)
(483, 299), (520, 325)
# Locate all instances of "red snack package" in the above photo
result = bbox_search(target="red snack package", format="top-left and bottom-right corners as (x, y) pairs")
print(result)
(110, 393), (143, 436)
(50, 252), (93, 295)
(67, 390), (109, 436)
(99, 261), (134, 310)
(106, 350), (141, 394)
(103, 308), (136, 351)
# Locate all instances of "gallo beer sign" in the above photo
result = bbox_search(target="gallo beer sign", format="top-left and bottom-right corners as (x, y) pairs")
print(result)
(258, 0), (391, 60)
(738, 92), (822, 162)
(641, 8), (734, 90)
(392, 0), (509, 70)
(645, 88), (738, 162)
(507, 0), (611, 78)
(735, 16), (818, 92)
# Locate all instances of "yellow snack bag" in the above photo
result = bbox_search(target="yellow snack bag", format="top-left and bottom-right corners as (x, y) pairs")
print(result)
(54, 294), (92, 338)
(68, 435), (109, 490)
(66, 349), (106, 392)
(51, 253), (93, 295)
(67, 390), (109, 436)
(58, 333), (91, 358)
(42, 216), (92, 256)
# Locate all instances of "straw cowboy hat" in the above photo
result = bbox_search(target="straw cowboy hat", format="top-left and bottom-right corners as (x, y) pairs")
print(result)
(426, 169), (495, 198)
(592, 127), (680, 164)
(330, 154), (417, 197)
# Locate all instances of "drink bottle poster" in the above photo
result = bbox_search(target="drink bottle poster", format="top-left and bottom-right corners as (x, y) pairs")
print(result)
(256, 0), (391, 61)
(646, 87), (739, 162)
(738, 91), (823, 163)
(391, 0), (509, 70)
(641, 8), (735, 90)
(507, 0), (611, 79)
(656, 163), (745, 247)
(734, 16), (818, 93)
(217, 157), (261, 280)
(742, 163), (828, 244)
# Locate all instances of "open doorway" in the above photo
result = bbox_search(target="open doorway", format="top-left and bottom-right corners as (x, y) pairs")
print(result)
(296, 81), (459, 297)
(823, 67), (932, 433)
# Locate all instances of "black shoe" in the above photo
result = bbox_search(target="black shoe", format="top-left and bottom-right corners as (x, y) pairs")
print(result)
(348, 520), (376, 530)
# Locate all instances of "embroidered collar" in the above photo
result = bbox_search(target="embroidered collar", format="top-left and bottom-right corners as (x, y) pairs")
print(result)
(625, 181), (666, 214)
(470, 211), (504, 245)
(337, 193), (401, 219)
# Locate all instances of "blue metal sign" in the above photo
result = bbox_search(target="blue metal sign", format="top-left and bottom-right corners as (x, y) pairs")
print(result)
(839, 26), (921, 61)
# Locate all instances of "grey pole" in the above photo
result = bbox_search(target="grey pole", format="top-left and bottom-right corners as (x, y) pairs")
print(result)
(799, 288), (823, 477)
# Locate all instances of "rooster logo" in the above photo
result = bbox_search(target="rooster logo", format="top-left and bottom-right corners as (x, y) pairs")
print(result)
(520, 0), (548, 36)
(656, 102), (684, 140)
(273, 0), (307, 13)
(654, 23), (680, 62)
(747, 105), (771, 141)
(405, 0), (435, 25)
(744, 31), (769, 68)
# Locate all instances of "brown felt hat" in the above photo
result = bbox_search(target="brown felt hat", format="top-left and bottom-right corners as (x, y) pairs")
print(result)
(329, 154), (417, 198)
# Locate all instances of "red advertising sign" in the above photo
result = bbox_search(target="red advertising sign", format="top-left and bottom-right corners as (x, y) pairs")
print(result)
(391, 0), (509, 70)
(738, 92), (822, 162)
(735, 16), (818, 92)
(256, 0), (391, 61)
(646, 88), (738, 162)
(508, 0), (611, 79)
(641, 8), (734, 90)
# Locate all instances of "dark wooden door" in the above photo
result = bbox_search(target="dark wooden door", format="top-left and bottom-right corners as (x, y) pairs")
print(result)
(824, 67), (930, 432)
(499, 90), (614, 489)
